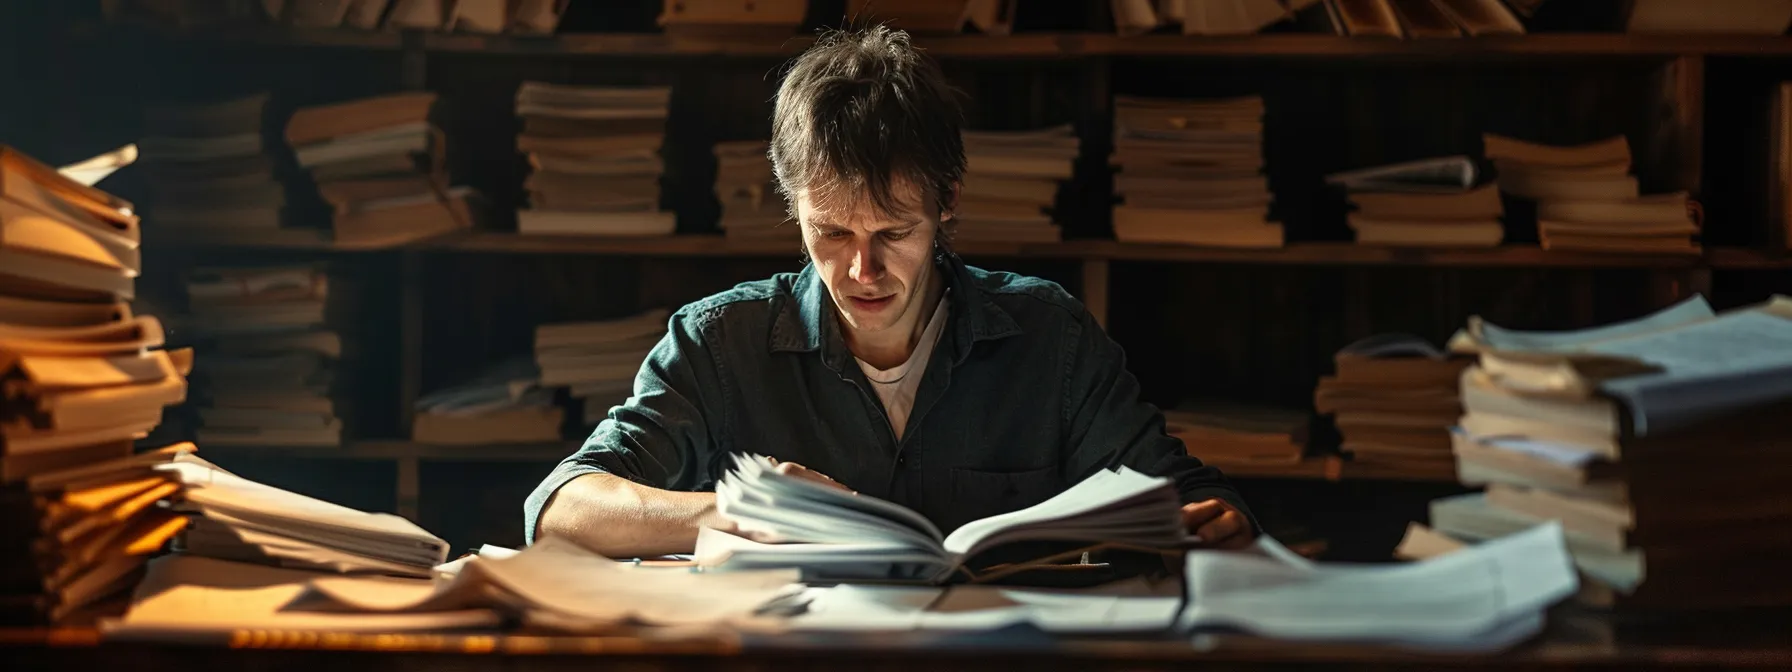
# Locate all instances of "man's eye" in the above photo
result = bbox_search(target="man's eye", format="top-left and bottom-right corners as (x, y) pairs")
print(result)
(825, 230), (851, 240)
(881, 230), (911, 241)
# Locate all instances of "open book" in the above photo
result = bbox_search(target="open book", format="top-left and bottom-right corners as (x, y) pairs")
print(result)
(695, 454), (1189, 584)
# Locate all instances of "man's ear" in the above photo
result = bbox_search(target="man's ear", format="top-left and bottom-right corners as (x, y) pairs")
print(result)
(940, 182), (961, 222)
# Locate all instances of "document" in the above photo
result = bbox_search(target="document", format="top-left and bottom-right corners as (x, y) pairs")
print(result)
(1179, 523), (1577, 652)
(1460, 295), (1714, 353)
(785, 578), (1182, 633)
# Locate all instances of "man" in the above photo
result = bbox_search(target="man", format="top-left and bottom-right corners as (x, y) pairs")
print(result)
(526, 27), (1256, 558)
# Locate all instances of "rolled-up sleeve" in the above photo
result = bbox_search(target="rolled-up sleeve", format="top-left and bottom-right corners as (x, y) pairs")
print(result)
(523, 309), (728, 543)
(1059, 309), (1258, 530)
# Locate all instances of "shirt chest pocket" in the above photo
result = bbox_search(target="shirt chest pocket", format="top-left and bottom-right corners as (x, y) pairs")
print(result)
(945, 465), (1060, 531)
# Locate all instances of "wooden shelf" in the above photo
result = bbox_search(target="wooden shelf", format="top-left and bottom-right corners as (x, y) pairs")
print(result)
(1707, 246), (1792, 269)
(200, 440), (575, 462)
(86, 25), (1792, 59)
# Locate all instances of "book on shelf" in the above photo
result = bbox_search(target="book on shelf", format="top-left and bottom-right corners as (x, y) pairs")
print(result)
(1429, 294), (1792, 608)
(516, 82), (675, 237)
(659, 0), (805, 36)
(286, 92), (472, 248)
(1772, 82), (1792, 251)
(1484, 133), (1697, 254)
(1111, 95), (1281, 248)
(696, 454), (1190, 583)
(955, 125), (1076, 244)
(1625, 0), (1792, 34)
(1328, 155), (1503, 248)
(1163, 401), (1309, 467)
(412, 357), (562, 444)
(535, 309), (666, 423)
(1113, 0), (1295, 36)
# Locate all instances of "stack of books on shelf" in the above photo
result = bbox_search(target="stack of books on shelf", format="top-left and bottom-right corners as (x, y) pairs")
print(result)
(713, 140), (794, 241)
(1624, 0), (1792, 34)
(1111, 95), (1282, 249)
(515, 82), (675, 237)
(1315, 333), (1468, 481)
(138, 93), (287, 239)
(182, 266), (344, 448)
(1, 145), (195, 624)
(955, 126), (1076, 244)
(1162, 402), (1312, 475)
(412, 358), (561, 445)
(1326, 155), (1504, 247)
(658, 0), (805, 37)
(1329, 0), (1525, 38)
(1420, 295), (1792, 608)
(535, 310), (668, 425)
(286, 92), (472, 249)
(1112, 0), (1295, 36)
(1484, 134), (1698, 255)
(261, 0), (568, 34)
(159, 454), (451, 577)
(844, 0), (1018, 34)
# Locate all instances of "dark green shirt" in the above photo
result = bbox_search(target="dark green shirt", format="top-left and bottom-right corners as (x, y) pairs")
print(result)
(524, 252), (1254, 541)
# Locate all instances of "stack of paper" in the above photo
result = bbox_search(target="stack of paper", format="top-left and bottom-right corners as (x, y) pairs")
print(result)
(139, 93), (289, 238)
(515, 82), (675, 237)
(258, 0), (568, 33)
(287, 92), (473, 248)
(412, 357), (561, 445)
(160, 454), (450, 577)
(182, 265), (344, 448)
(785, 578), (1182, 633)
(955, 126), (1077, 244)
(1484, 134), (1699, 254)
(1, 146), (194, 624)
(1162, 401), (1309, 469)
(1326, 155), (1505, 247)
(1181, 523), (1578, 652)
(1112, 96), (1281, 248)
(713, 140), (795, 241)
(658, 0), (806, 37)
(535, 309), (668, 424)
(1113, 0), (1295, 36)
(1434, 294), (1792, 607)
(1314, 333), (1470, 480)
(697, 454), (1187, 583)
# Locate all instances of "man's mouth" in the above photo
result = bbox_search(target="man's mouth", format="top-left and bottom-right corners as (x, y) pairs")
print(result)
(848, 295), (895, 312)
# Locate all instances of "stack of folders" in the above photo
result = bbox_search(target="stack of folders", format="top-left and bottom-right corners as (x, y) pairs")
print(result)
(287, 92), (473, 248)
(183, 266), (344, 448)
(138, 93), (288, 238)
(412, 358), (561, 445)
(713, 140), (795, 241)
(262, 0), (568, 33)
(955, 126), (1077, 244)
(1162, 402), (1310, 471)
(696, 454), (1188, 583)
(515, 82), (676, 237)
(1326, 155), (1505, 247)
(1484, 134), (1699, 254)
(1, 146), (196, 624)
(535, 310), (669, 425)
(1314, 334), (1469, 481)
(1111, 95), (1282, 248)
(1423, 295), (1792, 608)
(160, 454), (450, 578)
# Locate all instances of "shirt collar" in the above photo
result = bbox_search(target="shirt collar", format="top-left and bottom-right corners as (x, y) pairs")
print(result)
(771, 250), (1023, 370)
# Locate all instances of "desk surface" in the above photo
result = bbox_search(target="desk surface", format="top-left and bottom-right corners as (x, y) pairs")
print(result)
(5, 606), (1792, 671)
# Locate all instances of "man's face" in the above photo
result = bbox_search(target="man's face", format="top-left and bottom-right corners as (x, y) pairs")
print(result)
(796, 181), (945, 341)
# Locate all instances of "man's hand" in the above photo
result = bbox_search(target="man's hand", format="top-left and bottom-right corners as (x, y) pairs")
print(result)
(1180, 498), (1254, 550)
(770, 459), (855, 494)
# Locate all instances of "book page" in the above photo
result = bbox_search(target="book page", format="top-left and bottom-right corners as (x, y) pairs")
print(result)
(1591, 311), (1792, 434)
(1471, 295), (1713, 352)
(941, 467), (1177, 556)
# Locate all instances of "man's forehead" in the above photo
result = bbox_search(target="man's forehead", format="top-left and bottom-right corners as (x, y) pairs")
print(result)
(797, 182), (933, 227)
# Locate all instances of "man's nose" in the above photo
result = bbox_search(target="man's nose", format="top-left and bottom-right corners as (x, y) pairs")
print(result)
(848, 236), (882, 284)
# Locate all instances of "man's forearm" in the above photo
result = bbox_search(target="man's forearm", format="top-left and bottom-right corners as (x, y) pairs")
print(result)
(535, 472), (721, 557)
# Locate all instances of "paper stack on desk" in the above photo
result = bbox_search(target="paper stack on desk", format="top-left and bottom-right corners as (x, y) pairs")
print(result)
(535, 309), (668, 425)
(697, 454), (1188, 583)
(955, 126), (1077, 244)
(158, 454), (450, 578)
(1430, 294), (1792, 608)
(0, 145), (195, 624)
(515, 82), (675, 237)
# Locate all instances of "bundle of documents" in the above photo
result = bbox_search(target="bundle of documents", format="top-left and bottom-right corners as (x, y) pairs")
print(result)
(1432, 294), (1792, 608)
(535, 309), (667, 424)
(1314, 333), (1469, 481)
(182, 265), (344, 448)
(139, 93), (289, 238)
(160, 454), (450, 577)
(1112, 95), (1282, 248)
(658, 0), (806, 37)
(1, 146), (195, 624)
(515, 82), (675, 237)
(842, 0), (1018, 34)
(412, 357), (561, 445)
(1484, 133), (1699, 254)
(955, 126), (1077, 244)
(1162, 401), (1310, 469)
(1326, 155), (1505, 247)
(287, 92), (473, 248)
(1112, 0), (1295, 36)
(697, 454), (1188, 583)
(713, 140), (795, 241)
(260, 0), (569, 33)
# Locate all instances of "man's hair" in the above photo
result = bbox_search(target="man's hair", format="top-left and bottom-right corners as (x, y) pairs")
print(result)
(769, 26), (965, 233)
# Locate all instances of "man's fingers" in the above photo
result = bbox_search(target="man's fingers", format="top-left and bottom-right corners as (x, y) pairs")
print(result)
(1197, 512), (1250, 549)
(1180, 500), (1227, 529)
(774, 462), (854, 493)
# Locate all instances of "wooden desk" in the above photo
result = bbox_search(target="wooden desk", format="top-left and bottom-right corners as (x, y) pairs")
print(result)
(5, 606), (1791, 671)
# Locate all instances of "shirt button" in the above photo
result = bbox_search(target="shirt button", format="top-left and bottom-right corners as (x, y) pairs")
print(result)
(896, 456), (907, 467)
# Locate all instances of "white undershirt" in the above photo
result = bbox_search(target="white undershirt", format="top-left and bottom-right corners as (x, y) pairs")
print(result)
(854, 296), (950, 441)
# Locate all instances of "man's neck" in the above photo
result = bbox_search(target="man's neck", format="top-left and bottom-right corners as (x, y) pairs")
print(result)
(846, 263), (946, 370)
